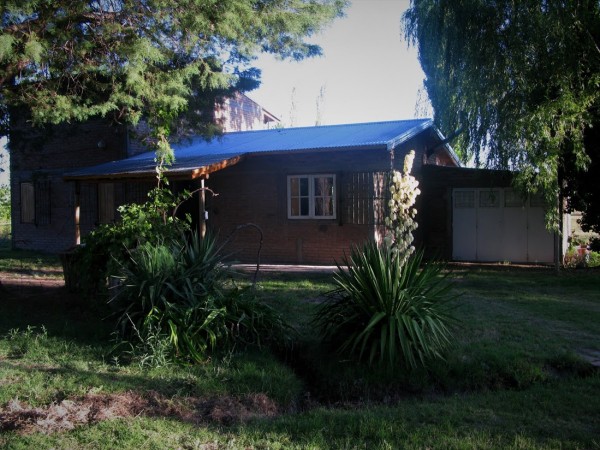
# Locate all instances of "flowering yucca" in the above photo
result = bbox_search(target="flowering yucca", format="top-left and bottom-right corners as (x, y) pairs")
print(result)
(314, 149), (456, 370)
(384, 150), (421, 266)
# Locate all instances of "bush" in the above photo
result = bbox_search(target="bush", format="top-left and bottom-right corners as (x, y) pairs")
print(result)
(72, 187), (191, 296)
(110, 232), (291, 364)
(313, 241), (456, 370)
(588, 251), (600, 268)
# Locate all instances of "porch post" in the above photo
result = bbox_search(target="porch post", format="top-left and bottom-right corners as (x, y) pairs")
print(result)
(198, 177), (207, 238)
(74, 181), (81, 245)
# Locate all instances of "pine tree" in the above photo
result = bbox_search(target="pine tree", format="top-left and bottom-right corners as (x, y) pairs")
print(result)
(0, 0), (346, 159)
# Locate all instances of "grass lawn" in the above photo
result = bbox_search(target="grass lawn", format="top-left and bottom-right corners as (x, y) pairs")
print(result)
(0, 254), (599, 449)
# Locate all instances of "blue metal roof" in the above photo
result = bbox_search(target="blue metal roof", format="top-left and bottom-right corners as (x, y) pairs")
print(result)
(64, 119), (440, 180)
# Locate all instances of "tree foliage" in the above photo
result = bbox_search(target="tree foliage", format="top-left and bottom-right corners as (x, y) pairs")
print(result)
(403, 0), (600, 229)
(0, 0), (346, 159)
(0, 183), (9, 222)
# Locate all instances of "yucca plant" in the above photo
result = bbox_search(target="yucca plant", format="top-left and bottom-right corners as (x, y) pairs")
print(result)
(314, 241), (456, 370)
(109, 232), (231, 362)
(110, 231), (291, 364)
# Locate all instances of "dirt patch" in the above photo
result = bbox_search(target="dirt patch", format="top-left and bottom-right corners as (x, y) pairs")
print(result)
(0, 391), (279, 435)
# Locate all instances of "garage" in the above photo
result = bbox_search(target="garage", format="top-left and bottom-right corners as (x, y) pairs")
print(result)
(452, 188), (555, 263)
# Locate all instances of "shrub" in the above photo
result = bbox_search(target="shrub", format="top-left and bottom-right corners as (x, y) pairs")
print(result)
(314, 241), (456, 370)
(72, 187), (191, 296)
(110, 232), (291, 364)
(588, 251), (600, 268)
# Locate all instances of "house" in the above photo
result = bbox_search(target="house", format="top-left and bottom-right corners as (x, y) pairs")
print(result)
(62, 118), (460, 264)
(9, 93), (278, 252)
(12, 112), (562, 264)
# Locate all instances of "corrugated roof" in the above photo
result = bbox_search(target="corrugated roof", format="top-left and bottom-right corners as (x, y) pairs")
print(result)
(64, 119), (438, 180)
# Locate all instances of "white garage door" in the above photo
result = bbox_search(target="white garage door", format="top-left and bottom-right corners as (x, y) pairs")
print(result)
(452, 188), (555, 263)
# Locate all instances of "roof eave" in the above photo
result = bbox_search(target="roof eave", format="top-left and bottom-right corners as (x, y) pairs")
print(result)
(431, 126), (462, 167)
(63, 155), (245, 182)
(386, 118), (434, 151)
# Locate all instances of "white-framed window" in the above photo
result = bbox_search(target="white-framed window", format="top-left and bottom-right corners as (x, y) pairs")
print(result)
(288, 174), (336, 219)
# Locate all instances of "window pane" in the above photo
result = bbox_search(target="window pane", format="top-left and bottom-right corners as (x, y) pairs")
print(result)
(300, 178), (309, 196)
(290, 178), (299, 196)
(530, 193), (546, 207)
(454, 190), (474, 208)
(315, 197), (334, 216)
(504, 190), (524, 207)
(314, 177), (333, 196)
(479, 190), (499, 208)
(300, 197), (309, 216)
(98, 183), (115, 224)
(290, 197), (300, 216)
(35, 180), (51, 225)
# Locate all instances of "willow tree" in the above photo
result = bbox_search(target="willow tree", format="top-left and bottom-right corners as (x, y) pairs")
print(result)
(0, 0), (346, 162)
(403, 0), (600, 230)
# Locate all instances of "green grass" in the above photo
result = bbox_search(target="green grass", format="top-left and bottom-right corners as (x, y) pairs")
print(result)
(1, 264), (599, 449)
(0, 248), (62, 278)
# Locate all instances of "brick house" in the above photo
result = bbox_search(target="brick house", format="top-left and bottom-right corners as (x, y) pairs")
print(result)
(64, 119), (463, 264)
(9, 94), (278, 252)
(12, 111), (561, 264)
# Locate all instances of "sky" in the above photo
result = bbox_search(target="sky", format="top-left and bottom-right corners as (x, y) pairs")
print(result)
(0, 0), (428, 186)
(248, 0), (430, 127)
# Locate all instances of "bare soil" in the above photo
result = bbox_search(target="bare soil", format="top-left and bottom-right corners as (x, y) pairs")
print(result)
(0, 391), (279, 435)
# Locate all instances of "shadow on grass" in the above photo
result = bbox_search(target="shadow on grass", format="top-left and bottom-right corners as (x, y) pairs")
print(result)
(0, 280), (113, 344)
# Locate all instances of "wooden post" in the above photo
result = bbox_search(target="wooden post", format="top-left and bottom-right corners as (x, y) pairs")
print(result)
(74, 181), (81, 245)
(199, 177), (206, 238)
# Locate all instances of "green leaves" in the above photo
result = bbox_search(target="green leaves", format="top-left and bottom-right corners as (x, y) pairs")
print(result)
(314, 242), (457, 370)
(403, 0), (600, 230)
(0, 34), (15, 62)
(109, 231), (291, 365)
(0, 0), (347, 156)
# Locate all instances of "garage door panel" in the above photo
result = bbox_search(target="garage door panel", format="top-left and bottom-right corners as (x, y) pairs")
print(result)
(502, 190), (528, 261)
(527, 205), (554, 263)
(452, 190), (476, 261)
(452, 188), (554, 263)
(477, 190), (503, 262)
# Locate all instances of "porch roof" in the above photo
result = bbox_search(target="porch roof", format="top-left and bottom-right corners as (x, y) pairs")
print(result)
(64, 118), (457, 181)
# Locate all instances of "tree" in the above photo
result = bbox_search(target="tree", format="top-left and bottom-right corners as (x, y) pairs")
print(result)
(403, 0), (600, 230)
(0, 0), (346, 161)
(0, 184), (9, 223)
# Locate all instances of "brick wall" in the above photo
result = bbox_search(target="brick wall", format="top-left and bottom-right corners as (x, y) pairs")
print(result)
(206, 137), (439, 264)
(10, 118), (128, 252)
(8, 93), (275, 253)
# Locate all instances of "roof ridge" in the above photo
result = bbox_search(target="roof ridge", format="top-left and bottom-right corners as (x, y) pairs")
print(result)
(220, 118), (433, 136)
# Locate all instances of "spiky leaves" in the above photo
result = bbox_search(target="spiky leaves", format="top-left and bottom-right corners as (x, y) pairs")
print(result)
(314, 242), (456, 370)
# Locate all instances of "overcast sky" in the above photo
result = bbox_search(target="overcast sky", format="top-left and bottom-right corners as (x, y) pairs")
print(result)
(248, 0), (430, 127)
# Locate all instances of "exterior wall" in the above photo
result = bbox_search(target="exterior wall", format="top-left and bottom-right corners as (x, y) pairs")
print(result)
(8, 95), (277, 253)
(214, 93), (279, 132)
(206, 134), (443, 264)
(10, 118), (128, 252)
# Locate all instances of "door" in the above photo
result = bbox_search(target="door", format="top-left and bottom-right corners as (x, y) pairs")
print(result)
(452, 188), (554, 263)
